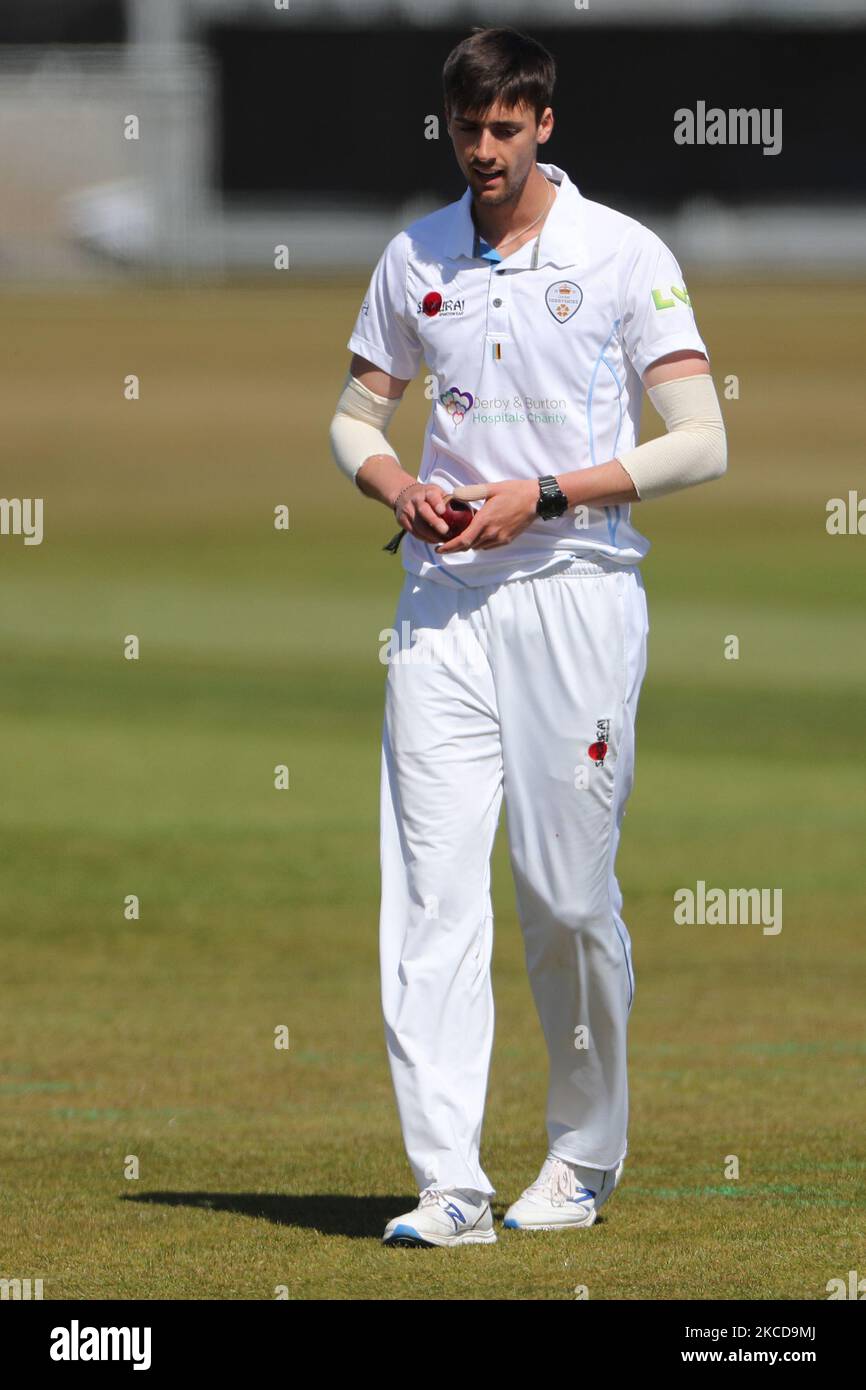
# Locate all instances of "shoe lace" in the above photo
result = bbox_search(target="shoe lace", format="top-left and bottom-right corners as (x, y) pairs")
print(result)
(554, 1162), (575, 1204)
(528, 1156), (592, 1207)
(419, 1186), (478, 1211)
(419, 1187), (449, 1209)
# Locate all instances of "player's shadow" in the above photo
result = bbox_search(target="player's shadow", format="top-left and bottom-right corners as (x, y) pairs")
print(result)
(121, 1191), (417, 1238)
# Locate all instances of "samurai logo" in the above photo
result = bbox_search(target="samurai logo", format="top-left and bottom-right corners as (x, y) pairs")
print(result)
(439, 386), (474, 425)
(419, 291), (465, 318)
(588, 717), (610, 766)
(545, 281), (583, 322)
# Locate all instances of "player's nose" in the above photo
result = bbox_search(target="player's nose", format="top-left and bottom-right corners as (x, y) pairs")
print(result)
(473, 131), (497, 162)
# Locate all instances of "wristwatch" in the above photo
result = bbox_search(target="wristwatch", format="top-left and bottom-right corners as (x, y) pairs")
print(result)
(536, 475), (569, 520)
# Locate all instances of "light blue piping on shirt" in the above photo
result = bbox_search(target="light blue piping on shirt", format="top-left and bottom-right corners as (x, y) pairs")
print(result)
(586, 320), (625, 547)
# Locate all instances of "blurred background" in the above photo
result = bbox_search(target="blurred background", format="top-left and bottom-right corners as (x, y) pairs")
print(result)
(2, 0), (864, 1301)
(2, 0), (865, 279)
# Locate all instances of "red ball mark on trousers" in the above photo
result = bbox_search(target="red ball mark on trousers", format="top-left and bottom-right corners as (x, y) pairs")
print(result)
(588, 740), (608, 765)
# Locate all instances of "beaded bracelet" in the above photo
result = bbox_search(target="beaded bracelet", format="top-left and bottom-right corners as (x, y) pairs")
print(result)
(392, 482), (420, 512)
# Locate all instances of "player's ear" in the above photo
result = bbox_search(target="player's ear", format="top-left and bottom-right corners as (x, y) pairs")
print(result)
(536, 107), (554, 144)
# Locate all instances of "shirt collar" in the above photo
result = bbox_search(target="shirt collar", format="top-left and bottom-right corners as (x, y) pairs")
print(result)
(442, 162), (583, 269)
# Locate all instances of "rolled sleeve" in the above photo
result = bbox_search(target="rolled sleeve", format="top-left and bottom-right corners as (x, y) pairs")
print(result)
(618, 224), (708, 379)
(346, 231), (423, 381)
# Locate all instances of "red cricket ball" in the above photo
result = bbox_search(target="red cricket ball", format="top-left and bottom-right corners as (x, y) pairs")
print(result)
(441, 498), (473, 539)
(422, 291), (443, 317)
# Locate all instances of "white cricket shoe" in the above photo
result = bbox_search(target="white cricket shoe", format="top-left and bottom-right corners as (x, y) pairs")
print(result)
(382, 1186), (497, 1248)
(503, 1154), (624, 1231)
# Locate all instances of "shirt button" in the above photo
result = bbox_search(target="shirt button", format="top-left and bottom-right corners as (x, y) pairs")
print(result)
(492, 297), (503, 307)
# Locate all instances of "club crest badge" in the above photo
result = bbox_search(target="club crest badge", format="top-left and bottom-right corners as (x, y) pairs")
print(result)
(545, 281), (583, 323)
(439, 386), (474, 425)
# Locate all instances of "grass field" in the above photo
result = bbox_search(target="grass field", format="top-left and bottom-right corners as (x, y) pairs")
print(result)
(1, 280), (864, 1300)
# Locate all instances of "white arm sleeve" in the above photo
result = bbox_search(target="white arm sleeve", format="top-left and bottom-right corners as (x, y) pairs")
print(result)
(615, 373), (727, 501)
(329, 371), (402, 485)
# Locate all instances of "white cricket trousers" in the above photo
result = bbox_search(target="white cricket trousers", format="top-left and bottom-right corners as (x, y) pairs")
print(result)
(378, 555), (649, 1198)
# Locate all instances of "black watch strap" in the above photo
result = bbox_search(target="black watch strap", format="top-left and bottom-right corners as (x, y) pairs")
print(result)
(536, 475), (569, 520)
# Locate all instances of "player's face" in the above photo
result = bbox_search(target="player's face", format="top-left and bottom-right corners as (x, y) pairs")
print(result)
(447, 99), (553, 207)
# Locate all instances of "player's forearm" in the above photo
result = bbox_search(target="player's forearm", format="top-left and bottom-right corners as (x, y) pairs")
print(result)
(557, 377), (728, 508)
(555, 459), (639, 510)
(355, 454), (418, 509)
(329, 371), (414, 506)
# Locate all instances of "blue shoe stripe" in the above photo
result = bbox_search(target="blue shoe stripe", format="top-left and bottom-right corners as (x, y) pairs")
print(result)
(384, 1223), (430, 1245)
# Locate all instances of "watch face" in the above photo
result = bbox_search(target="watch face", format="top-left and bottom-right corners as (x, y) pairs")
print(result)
(537, 477), (567, 518)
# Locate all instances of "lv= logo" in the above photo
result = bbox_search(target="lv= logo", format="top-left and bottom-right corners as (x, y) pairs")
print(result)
(652, 285), (691, 309)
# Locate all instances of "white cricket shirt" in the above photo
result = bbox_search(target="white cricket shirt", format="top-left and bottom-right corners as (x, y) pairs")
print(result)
(347, 161), (708, 589)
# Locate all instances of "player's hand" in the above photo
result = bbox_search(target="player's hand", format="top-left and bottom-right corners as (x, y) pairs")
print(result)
(434, 480), (539, 552)
(393, 482), (451, 544)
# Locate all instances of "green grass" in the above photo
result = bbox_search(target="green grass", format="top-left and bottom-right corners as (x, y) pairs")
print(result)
(0, 282), (864, 1299)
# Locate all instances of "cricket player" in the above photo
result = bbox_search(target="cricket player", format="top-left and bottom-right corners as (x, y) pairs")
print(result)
(329, 26), (726, 1247)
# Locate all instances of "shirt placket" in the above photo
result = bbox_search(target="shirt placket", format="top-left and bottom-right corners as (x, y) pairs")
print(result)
(476, 232), (541, 365)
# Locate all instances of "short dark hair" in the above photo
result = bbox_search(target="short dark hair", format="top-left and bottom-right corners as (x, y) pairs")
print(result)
(443, 27), (555, 126)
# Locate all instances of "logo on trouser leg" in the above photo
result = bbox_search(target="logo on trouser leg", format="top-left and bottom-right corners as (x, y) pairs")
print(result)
(588, 717), (611, 766)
